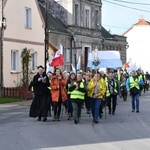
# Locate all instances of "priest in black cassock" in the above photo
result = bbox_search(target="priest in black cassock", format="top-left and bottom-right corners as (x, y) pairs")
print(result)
(29, 65), (51, 122)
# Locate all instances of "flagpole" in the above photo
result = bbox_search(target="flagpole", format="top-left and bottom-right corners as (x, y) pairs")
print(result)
(73, 36), (77, 74)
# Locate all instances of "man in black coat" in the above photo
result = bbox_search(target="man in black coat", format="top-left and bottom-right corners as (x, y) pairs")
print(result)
(29, 65), (51, 122)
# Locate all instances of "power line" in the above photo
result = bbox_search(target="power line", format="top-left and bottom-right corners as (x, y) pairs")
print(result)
(113, 0), (150, 5)
(103, 24), (128, 29)
(102, 0), (150, 13)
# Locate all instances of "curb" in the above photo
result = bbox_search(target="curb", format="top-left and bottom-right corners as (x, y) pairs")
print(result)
(0, 100), (32, 107)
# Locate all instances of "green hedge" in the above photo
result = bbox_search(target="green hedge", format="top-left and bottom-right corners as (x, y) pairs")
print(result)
(0, 97), (22, 104)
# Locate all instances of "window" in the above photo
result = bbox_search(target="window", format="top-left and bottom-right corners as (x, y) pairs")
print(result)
(84, 6), (91, 28)
(25, 7), (32, 28)
(31, 52), (37, 71)
(11, 50), (19, 72)
(64, 48), (70, 63)
(75, 4), (79, 26)
(95, 10), (99, 28)
(85, 9), (89, 28)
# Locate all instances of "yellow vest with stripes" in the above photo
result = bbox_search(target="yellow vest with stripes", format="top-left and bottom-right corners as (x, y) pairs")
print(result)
(129, 76), (140, 90)
(105, 80), (118, 97)
(70, 82), (85, 100)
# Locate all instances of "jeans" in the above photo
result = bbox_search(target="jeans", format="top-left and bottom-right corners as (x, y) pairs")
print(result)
(131, 93), (140, 110)
(91, 98), (101, 122)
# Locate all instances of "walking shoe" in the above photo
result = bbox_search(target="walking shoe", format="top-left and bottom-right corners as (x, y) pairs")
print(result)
(136, 110), (139, 113)
(37, 116), (41, 121)
(86, 111), (91, 114)
(57, 116), (60, 121)
(43, 117), (47, 122)
(132, 109), (135, 112)
(68, 115), (72, 120)
(74, 120), (78, 124)
(112, 111), (115, 115)
(94, 120), (99, 124)
(53, 116), (57, 121)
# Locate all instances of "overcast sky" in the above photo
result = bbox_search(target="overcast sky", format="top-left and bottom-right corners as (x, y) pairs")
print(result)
(101, 0), (150, 35)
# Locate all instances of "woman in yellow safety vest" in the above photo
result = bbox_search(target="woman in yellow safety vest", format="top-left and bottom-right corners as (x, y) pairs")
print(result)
(66, 72), (76, 120)
(126, 70), (144, 113)
(69, 73), (86, 124)
(105, 73), (119, 115)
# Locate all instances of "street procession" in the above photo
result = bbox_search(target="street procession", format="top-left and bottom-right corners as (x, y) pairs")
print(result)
(1, 0), (150, 149)
(29, 47), (150, 124)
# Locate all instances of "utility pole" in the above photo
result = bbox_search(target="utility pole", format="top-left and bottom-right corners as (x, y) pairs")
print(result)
(0, 0), (6, 97)
(0, 0), (3, 97)
(44, 0), (49, 71)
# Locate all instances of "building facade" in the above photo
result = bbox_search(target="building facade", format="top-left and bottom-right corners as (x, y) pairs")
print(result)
(52, 0), (103, 71)
(123, 19), (150, 72)
(39, 0), (127, 71)
(3, 0), (45, 87)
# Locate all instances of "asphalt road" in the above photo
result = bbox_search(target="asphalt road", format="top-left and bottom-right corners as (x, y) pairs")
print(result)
(0, 91), (150, 150)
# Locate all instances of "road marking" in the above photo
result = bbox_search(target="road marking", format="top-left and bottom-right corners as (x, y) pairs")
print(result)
(0, 104), (18, 108)
(36, 138), (150, 150)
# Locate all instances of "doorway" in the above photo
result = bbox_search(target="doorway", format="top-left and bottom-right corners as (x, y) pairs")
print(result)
(84, 46), (91, 71)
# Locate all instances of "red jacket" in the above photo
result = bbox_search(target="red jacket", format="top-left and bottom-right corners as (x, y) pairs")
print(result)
(50, 75), (67, 102)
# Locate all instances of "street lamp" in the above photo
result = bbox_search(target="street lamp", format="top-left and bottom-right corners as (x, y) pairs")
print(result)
(44, 0), (49, 71)
(2, 17), (7, 29)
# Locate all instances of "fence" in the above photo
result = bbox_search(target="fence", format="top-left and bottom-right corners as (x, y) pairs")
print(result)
(4, 87), (32, 99)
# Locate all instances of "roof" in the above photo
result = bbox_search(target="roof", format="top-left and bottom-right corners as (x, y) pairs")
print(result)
(123, 19), (150, 35)
(134, 19), (150, 26)
(101, 26), (114, 39)
(38, 2), (71, 35)
(39, 2), (117, 41)
(101, 26), (119, 41)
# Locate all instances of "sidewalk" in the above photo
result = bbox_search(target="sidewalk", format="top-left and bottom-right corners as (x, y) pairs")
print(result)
(11, 99), (32, 106)
(0, 99), (32, 108)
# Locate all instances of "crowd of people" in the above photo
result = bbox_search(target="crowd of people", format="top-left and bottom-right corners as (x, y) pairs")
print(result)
(28, 65), (150, 124)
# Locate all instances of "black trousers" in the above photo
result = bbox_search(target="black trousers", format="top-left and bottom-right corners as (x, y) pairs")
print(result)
(53, 102), (62, 117)
(106, 94), (117, 112)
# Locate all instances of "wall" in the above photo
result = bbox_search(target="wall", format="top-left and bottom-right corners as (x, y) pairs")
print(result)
(3, 0), (45, 87)
(125, 25), (150, 71)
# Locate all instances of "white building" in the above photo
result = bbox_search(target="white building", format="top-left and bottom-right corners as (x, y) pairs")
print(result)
(123, 19), (150, 72)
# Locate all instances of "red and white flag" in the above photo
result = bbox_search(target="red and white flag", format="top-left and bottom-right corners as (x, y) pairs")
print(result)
(125, 58), (138, 73)
(50, 44), (64, 67)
